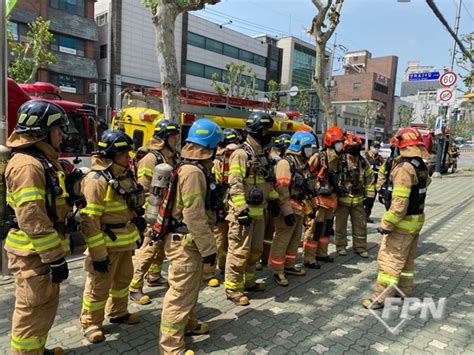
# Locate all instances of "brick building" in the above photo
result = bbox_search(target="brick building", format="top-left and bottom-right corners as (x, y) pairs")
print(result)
(330, 50), (398, 137)
(9, 0), (98, 103)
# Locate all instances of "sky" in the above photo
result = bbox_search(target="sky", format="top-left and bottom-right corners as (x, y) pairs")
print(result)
(194, 0), (474, 95)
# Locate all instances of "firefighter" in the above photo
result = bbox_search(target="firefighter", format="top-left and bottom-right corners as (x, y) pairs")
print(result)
(225, 112), (279, 306)
(129, 119), (180, 305)
(364, 140), (384, 223)
(377, 137), (399, 210)
(80, 130), (143, 343)
(260, 133), (291, 269)
(5, 100), (72, 355)
(269, 131), (318, 286)
(159, 119), (222, 354)
(363, 127), (430, 309)
(334, 133), (375, 258)
(202, 128), (241, 287)
(303, 126), (345, 269)
(447, 142), (460, 173)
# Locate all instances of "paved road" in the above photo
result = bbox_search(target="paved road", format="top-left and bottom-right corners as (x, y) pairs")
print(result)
(1, 154), (473, 354)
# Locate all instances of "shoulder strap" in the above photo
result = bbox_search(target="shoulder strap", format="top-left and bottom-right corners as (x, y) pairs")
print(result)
(150, 150), (165, 165)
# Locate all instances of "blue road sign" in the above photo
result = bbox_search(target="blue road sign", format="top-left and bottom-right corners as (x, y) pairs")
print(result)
(408, 72), (440, 81)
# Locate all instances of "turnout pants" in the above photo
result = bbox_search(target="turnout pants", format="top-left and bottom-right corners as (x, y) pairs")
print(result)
(160, 233), (203, 354)
(334, 204), (368, 253)
(261, 214), (275, 264)
(80, 251), (133, 331)
(224, 216), (265, 292)
(9, 253), (60, 355)
(303, 206), (334, 263)
(372, 230), (420, 302)
(203, 221), (229, 280)
(268, 214), (304, 273)
(129, 236), (165, 292)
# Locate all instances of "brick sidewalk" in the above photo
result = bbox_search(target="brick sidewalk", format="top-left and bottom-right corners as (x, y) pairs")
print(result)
(1, 171), (473, 355)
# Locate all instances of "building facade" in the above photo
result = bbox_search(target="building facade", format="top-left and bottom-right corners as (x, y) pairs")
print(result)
(330, 50), (398, 137)
(95, 0), (283, 119)
(9, 0), (98, 102)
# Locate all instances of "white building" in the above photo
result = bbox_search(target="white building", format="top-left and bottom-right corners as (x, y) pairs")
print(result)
(94, 0), (282, 117)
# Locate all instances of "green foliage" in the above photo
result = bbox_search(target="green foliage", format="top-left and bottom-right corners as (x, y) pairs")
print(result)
(142, 0), (158, 15)
(456, 32), (473, 91)
(295, 90), (310, 116)
(7, 17), (56, 83)
(397, 104), (415, 129)
(211, 62), (258, 99)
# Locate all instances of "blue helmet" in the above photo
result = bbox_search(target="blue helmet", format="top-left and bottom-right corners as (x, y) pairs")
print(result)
(288, 131), (316, 152)
(186, 118), (223, 149)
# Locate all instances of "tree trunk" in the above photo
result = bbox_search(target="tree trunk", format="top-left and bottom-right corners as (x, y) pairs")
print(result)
(153, 3), (181, 122)
(313, 42), (336, 128)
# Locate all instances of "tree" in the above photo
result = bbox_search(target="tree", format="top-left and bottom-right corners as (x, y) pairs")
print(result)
(295, 90), (310, 118)
(456, 32), (473, 92)
(143, 0), (221, 122)
(7, 16), (56, 83)
(210, 62), (258, 99)
(397, 104), (415, 129)
(362, 100), (383, 151)
(308, 0), (344, 128)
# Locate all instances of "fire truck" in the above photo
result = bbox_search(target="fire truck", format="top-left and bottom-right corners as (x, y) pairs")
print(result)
(111, 87), (313, 151)
(411, 124), (452, 174)
(7, 78), (98, 167)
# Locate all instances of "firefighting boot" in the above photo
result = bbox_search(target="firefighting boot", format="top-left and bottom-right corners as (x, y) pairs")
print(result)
(303, 262), (321, 270)
(83, 326), (105, 344)
(357, 251), (369, 258)
(130, 291), (152, 305)
(255, 261), (263, 270)
(337, 247), (348, 256)
(284, 266), (306, 276)
(225, 289), (250, 306)
(109, 312), (141, 325)
(316, 255), (334, 263)
(185, 322), (209, 336)
(274, 273), (289, 287)
(245, 281), (266, 292)
(44, 347), (65, 355)
(362, 298), (384, 310)
(147, 275), (168, 287)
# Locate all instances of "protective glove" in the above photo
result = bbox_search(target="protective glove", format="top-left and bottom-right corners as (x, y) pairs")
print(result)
(376, 227), (391, 235)
(202, 253), (217, 266)
(284, 214), (296, 226)
(378, 193), (385, 205)
(93, 257), (109, 273)
(267, 199), (280, 218)
(237, 210), (252, 226)
(132, 216), (147, 233)
(364, 197), (375, 212)
(50, 257), (69, 284)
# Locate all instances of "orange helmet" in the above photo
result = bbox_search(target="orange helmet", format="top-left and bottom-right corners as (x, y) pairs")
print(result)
(323, 126), (345, 148)
(343, 132), (362, 149)
(395, 127), (423, 149)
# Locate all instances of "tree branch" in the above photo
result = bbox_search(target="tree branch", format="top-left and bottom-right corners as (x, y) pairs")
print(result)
(322, 0), (343, 43)
(177, 0), (221, 12)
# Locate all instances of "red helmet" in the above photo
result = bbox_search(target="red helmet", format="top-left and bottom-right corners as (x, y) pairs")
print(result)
(343, 132), (362, 149)
(389, 136), (398, 147)
(395, 127), (423, 149)
(323, 126), (345, 148)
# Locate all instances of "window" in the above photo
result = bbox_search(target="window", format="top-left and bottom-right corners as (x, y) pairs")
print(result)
(344, 117), (350, 125)
(374, 82), (388, 94)
(270, 59), (279, 71)
(256, 79), (266, 91)
(100, 44), (107, 59)
(205, 38), (223, 54)
(223, 44), (239, 59)
(187, 32), (205, 48)
(50, 0), (85, 16)
(96, 13), (107, 26)
(351, 98), (360, 101)
(204, 66), (222, 81)
(353, 82), (361, 90)
(186, 61), (204, 77)
(50, 73), (84, 94)
(8, 22), (18, 41)
(239, 50), (254, 63)
(51, 34), (85, 56)
(254, 54), (266, 67)
(352, 119), (358, 127)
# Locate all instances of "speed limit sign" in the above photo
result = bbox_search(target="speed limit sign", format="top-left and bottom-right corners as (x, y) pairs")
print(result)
(439, 71), (457, 87)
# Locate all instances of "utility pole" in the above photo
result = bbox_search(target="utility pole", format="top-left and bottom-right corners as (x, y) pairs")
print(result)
(433, 0), (462, 178)
(1, 0), (10, 277)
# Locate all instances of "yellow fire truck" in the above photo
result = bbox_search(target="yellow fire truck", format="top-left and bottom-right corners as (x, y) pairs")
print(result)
(111, 87), (312, 150)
